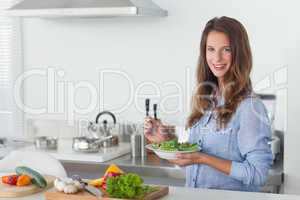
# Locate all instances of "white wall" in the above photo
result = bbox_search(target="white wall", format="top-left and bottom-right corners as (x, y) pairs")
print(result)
(283, 1), (300, 195)
(22, 0), (287, 126)
(20, 0), (300, 194)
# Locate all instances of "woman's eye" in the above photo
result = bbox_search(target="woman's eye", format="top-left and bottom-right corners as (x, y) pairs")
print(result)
(224, 47), (231, 52)
(207, 47), (214, 52)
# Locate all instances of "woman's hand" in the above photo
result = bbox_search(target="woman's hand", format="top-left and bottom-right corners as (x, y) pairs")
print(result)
(144, 117), (175, 143)
(169, 152), (232, 175)
(169, 152), (205, 167)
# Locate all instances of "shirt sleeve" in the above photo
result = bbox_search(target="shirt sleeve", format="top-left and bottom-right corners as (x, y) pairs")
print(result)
(229, 97), (273, 186)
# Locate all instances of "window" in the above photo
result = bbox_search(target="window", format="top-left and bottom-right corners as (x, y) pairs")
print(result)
(0, 0), (23, 139)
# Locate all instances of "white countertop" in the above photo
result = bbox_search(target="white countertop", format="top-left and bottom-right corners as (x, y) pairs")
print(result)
(17, 139), (131, 163)
(0, 146), (13, 158)
(1, 186), (299, 200)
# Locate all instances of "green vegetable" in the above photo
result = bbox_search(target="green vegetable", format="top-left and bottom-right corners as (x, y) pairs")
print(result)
(106, 173), (157, 199)
(159, 139), (178, 151)
(178, 143), (198, 151)
(152, 143), (160, 149)
(15, 166), (47, 188)
(152, 139), (198, 152)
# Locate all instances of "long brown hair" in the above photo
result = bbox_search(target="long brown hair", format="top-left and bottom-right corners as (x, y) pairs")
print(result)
(187, 16), (253, 129)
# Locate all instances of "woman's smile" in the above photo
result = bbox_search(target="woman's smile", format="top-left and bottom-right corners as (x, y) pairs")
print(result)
(213, 63), (228, 70)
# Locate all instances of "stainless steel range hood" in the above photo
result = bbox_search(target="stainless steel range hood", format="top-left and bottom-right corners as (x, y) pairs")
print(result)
(4, 0), (168, 18)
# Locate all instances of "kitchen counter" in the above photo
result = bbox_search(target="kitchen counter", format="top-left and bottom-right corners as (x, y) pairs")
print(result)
(1, 141), (284, 192)
(0, 186), (299, 200)
(62, 153), (283, 189)
(0, 146), (13, 158)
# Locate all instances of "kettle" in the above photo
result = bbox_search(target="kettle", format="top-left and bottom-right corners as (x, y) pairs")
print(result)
(87, 111), (118, 147)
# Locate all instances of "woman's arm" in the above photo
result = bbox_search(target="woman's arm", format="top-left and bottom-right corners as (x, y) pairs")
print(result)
(170, 152), (232, 175)
(200, 153), (232, 175)
(228, 98), (273, 186)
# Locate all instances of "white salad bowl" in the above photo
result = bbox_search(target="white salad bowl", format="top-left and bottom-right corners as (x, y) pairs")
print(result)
(146, 144), (201, 160)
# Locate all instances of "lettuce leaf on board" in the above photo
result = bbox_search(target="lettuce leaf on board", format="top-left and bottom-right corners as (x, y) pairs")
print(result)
(106, 173), (157, 199)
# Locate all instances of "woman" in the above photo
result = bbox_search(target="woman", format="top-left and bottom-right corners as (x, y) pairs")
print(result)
(144, 16), (273, 192)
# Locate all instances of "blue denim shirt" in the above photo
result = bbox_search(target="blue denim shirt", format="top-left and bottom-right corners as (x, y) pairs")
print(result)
(186, 95), (273, 192)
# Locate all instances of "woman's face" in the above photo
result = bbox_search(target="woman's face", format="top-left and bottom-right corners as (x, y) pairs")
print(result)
(206, 31), (232, 82)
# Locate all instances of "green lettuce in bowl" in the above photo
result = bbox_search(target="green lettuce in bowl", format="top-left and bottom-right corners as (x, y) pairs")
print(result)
(146, 139), (200, 160)
(152, 139), (199, 152)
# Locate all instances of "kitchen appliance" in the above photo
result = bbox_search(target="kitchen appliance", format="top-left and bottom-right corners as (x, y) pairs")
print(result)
(257, 93), (281, 162)
(268, 135), (281, 161)
(87, 111), (119, 148)
(130, 133), (141, 158)
(72, 135), (113, 153)
(88, 111), (116, 137)
(5, 0), (168, 18)
(34, 136), (58, 150)
(141, 132), (147, 158)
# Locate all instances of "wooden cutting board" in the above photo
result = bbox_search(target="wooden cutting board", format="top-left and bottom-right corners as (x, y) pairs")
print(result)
(0, 175), (55, 197)
(45, 185), (169, 200)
